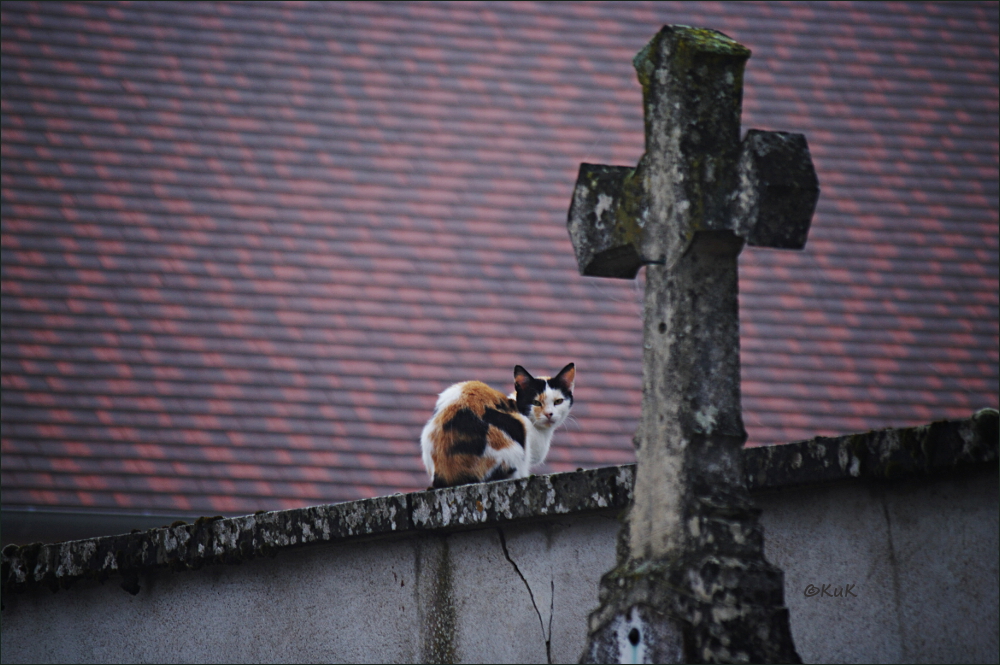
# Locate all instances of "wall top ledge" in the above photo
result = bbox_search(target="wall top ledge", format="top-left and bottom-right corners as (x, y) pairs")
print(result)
(2, 409), (995, 601)
(745, 407), (997, 492)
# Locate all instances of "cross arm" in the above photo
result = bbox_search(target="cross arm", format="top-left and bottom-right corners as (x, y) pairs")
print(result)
(566, 129), (820, 279)
(566, 25), (820, 283)
(566, 163), (648, 279)
(734, 129), (820, 250)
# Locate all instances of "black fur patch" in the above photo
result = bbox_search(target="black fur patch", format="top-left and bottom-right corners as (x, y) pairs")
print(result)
(514, 378), (547, 415)
(483, 464), (515, 482)
(491, 396), (518, 413)
(482, 407), (526, 447)
(546, 376), (573, 405)
(549, 363), (575, 404)
(443, 408), (488, 456)
(433, 473), (479, 488)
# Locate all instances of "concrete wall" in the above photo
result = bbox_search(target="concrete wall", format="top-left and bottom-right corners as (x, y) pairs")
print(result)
(1, 468), (996, 664)
(3, 413), (998, 663)
(759, 468), (998, 664)
(1, 513), (621, 664)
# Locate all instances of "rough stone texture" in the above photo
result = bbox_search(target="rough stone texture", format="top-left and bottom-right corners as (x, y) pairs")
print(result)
(2, 493), (411, 597)
(581, 410), (998, 664)
(566, 164), (645, 279)
(410, 465), (633, 532)
(745, 408), (999, 490)
(1, 465), (633, 601)
(621, 26), (749, 549)
(3, 413), (992, 603)
(566, 31), (820, 286)
(567, 24), (817, 663)
(629, 27), (750, 267)
(734, 130), (819, 250)
(0, 412), (996, 663)
(584, 604), (684, 664)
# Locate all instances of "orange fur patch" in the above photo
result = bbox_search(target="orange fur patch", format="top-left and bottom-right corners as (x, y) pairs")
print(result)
(434, 381), (508, 425)
(559, 365), (576, 389)
(427, 380), (524, 485)
(432, 453), (500, 485)
(486, 426), (515, 451)
(457, 381), (508, 415)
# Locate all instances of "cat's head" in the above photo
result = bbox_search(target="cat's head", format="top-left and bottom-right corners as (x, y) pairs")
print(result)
(513, 363), (575, 430)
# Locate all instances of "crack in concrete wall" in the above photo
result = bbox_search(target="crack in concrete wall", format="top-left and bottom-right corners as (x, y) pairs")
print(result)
(5, 411), (993, 601)
(497, 527), (552, 664)
(0, 470), (995, 663)
(879, 488), (906, 662)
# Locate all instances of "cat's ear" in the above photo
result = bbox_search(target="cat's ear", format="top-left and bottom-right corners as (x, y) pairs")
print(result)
(513, 365), (534, 392)
(554, 363), (576, 392)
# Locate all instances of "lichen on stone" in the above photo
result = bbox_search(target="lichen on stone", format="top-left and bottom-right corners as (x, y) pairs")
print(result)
(744, 410), (998, 491)
(3, 413), (994, 604)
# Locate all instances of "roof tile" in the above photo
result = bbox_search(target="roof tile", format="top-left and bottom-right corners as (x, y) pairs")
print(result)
(2, 1), (996, 515)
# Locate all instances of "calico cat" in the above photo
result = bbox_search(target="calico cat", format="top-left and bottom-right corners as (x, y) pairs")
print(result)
(420, 363), (575, 488)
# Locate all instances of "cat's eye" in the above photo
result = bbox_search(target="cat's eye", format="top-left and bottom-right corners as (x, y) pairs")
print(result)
(532, 400), (542, 407)
(554, 399), (564, 405)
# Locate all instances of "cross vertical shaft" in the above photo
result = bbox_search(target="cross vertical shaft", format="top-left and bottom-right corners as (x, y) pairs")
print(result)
(568, 25), (818, 663)
(633, 232), (746, 560)
(630, 28), (749, 563)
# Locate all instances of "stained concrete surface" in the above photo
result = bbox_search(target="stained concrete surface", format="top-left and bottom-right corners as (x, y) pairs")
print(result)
(0, 514), (622, 664)
(759, 467), (998, 664)
(2, 469), (996, 663)
(2, 414), (996, 664)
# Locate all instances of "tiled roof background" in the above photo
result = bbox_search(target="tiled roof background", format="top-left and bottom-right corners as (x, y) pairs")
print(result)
(2, 1), (997, 515)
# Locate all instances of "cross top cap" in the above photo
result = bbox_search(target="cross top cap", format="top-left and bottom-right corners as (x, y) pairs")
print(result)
(567, 25), (819, 279)
(633, 26), (750, 89)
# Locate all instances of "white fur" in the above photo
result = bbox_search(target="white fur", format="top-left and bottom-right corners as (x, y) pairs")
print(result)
(419, 418), (438, 479)
(509, 381), (573, 469)
(420, 383), (466, 478)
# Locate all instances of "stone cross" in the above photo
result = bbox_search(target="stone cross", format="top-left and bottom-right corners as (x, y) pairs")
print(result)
(567, 26), (818, 663)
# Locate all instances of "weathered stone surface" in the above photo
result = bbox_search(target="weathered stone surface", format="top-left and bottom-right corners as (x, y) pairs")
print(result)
(1, 465), (630, 600)
(2, 411), (993, 605)
(734, 130), (819, 250)
(624, 23), (754, 564)
(566, 23), (830, 663)
(587, 410), (998, 662)
(586, 552), (795, 664)
(630, 26), (750, 268)
(410, 464), (633, 530)
(583, 604), (684, 664)
(3, 453), (995, 663)
(586, 24), (801, 665)
(745, 407), (999, 491)
(0, 494), (410, 597)
(567, 164), (645, 279)
(630, 232), (746, 561)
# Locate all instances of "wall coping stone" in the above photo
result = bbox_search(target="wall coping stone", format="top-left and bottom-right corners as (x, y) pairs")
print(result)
(744, 407), (997, 491)
(2, 409), (995, 601)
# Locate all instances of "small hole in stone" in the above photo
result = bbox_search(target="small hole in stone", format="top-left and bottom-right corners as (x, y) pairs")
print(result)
(628, 627), (640, 645)
(658, 322), (666, 333)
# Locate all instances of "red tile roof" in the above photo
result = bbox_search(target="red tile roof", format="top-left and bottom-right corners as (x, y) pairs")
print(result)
(2, 1), (997, 515)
